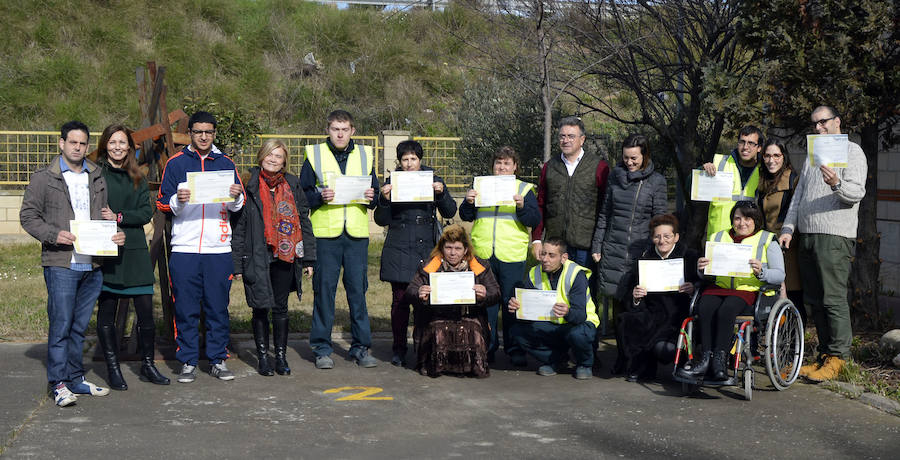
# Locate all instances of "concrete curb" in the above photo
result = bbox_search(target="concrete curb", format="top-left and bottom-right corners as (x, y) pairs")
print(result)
(823, 381), (900, 416)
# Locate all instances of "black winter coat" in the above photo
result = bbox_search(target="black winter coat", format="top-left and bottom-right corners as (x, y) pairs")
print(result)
(232, 167), (316, 309)
(375, 165), (457, 284)
(591, 161), (668, 300)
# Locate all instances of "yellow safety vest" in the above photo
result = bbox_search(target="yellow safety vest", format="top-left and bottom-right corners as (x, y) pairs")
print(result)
(710, 230), (776, 296)
(706, 154), (759, 239)
(471, 179), (534, 263)
(305, 142), (373, 238)
(528, 260), (600, 327)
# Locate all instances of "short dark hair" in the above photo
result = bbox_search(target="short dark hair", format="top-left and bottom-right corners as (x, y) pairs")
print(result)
(492, 146), (519, 171)
(813, 105), (841, 119)
(622, 133), (650, 170)
(542, 237), (567, 255)
(730, 201), (764, 232)
(738, 125), (764, 145)
(327, 110), (354, 127)
(60, 120), (89, 141)
(558, 116), (585, 136)
(649, 214), (679, 234)
(188, 111), (217, 130)
(396, 140), (423, 161)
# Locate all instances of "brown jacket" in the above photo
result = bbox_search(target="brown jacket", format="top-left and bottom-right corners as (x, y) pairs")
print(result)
(759, 168), (800, 290)
(20, 156), (108, 268)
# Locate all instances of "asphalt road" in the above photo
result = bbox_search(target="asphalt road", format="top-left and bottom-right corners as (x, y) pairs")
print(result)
(1, 337), (898, 459)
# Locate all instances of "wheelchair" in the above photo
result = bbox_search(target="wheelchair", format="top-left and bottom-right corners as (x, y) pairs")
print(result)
(672, 282), (804, 400)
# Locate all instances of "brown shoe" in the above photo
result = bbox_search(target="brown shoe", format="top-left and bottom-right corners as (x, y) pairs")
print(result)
(806, 355), (845, 383)
(798, 354), (825, 377)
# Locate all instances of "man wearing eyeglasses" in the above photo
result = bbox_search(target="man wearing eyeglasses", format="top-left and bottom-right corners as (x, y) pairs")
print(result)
(157, 111), (245, 384)
(778, 105), (866, 383)
(701, 126), (764, 238)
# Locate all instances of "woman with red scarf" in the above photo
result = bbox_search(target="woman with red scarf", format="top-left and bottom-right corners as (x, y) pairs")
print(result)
(233, 139), (316, 376)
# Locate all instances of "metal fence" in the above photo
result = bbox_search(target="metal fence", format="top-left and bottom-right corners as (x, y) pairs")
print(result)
(0, 131), (381, 187)
(413, 136), (541, 193)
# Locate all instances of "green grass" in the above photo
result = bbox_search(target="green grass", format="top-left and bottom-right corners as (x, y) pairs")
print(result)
(0, 239), (393, 341)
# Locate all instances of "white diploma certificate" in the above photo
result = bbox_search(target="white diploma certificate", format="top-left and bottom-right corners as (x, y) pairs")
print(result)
(70, 220), (118, 256)
(391, 170), (434, 202)
(638, 259), (685, 292)
(330, 175), (372, 205)
(691, 170), (734, 202)
(515, 288), (558, 322)
(474, 175), (516, 207)
(186, 170), (235, 204)
(807, 134), (849, 168)
(704, 241), (754, 278)
(428, 271), (476, 305)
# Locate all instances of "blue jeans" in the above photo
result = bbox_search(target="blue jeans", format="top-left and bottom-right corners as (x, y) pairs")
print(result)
(511, 320), (596, 368)
(566, 248), (590, 267)
(43, 267), (103, 384)
(487, 256), (526, 356)
(170, 252), (233, 365)
(310, 233), (372, 357)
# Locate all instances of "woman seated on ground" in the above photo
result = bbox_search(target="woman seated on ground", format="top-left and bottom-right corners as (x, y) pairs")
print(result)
(406, 224), (500, 378)
(616, 214), (699, 382)
(676, 201), (784, 383)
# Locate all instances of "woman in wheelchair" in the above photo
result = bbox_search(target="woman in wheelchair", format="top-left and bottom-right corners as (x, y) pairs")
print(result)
(616, 214), (700, 382)
(676, 201), (784, 383)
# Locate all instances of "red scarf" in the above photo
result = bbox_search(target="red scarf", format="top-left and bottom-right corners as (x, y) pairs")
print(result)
(259, 169), (303, 263)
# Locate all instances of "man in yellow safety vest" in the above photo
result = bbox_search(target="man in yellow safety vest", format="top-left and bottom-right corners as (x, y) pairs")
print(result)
(701, 126), (763, 239)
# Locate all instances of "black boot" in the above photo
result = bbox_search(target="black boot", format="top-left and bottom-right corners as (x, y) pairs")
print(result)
(138, 326), (170, 385)
(273, 317), (291, 375)
(709, 350), (729, 382)
(676, 351), (711, 380)
(98, 325), (127, 390)
(252, 316), (274, 376)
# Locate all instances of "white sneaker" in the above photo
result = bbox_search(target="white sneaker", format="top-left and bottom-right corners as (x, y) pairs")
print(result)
(53, 383), (77, 407)
(178, 364), (197, 383)
(68, 377), (110, 396)
(209, 362), (234, 381)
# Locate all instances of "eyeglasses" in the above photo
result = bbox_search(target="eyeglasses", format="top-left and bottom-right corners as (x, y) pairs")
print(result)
(737, 139), (759, 148)
(763, 153), (783, 160)
(813, 116), (835, 127)
(559, 134), (581, 141)
(191, 129), (216, 136)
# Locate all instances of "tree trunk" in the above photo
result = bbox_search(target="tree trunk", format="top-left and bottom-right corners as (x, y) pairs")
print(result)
(538, 7), (553, 162)
(849, 122), (882, 331)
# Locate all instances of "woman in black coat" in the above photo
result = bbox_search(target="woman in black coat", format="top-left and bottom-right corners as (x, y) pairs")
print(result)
(233, 139), (316, 376)
(375, 140), (457, 366)
(615, 214), (699, 381)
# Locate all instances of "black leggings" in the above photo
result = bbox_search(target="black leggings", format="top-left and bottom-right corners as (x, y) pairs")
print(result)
(696, 295), (752, 353)
(251, 260), (292, 322)
(97, 292), (154, 328)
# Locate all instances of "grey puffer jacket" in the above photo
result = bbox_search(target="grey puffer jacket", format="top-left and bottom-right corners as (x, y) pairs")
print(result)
(591, 161), (668, 300)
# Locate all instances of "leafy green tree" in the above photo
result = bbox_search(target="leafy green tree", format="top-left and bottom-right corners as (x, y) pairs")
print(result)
(738, 0), (899, 329)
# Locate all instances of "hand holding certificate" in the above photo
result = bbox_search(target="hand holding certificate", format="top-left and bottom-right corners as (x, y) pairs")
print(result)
(704, 241), (754, 278)
(514, 288), (558, 321)
(807, 134), (849, 168)
(391, 170), (434, 202)
(691, 170), (734, 202)
(473, 175), (516, 207)
(330, 175), (372, 205)
(429, 271), (476, 305)
(70, 220), (118, 256)
(186, 170), (235, 204)
(638, 259), (685, 292)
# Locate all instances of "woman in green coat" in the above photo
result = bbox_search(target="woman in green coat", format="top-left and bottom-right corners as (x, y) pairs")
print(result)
(96, 124), (169, 389)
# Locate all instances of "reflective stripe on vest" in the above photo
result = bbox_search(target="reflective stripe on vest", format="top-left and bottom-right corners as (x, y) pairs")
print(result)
(707, 154), (759, 238)
(470, 179), (533, 262)
(528, 260), (600, 327)
(711, 230), (775, 294)
(306, 143), (372, 238)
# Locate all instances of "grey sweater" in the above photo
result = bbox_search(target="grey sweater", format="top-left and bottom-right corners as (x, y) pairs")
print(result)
(781, 141), (866, 239)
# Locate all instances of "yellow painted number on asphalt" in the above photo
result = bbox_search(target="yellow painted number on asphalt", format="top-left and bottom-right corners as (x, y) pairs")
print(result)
(324, 386), (393, 401)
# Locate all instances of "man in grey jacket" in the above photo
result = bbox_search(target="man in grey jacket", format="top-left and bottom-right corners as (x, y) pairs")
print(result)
(778, 106), (867, 382)
(20, 121), (124, 407)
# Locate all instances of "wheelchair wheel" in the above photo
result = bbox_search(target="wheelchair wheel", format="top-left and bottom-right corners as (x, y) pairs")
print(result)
(764, 299), (805, 390)
(743, 369), (753, 401)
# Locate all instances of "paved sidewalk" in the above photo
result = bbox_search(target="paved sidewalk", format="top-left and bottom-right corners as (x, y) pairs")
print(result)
(1, 337), (898, 459)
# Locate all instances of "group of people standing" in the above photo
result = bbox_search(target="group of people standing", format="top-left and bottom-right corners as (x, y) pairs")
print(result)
(21, 104), (866, 407)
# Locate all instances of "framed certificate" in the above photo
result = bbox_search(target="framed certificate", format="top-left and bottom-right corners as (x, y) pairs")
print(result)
(428, 271), (476, 305)
(70, 220), (118, 256)
(473, 175), (516, 207)
(515, 288), (558, 321)
(638, 259), (685, 292)
(391, 170), (433, 202)
(186, 170), (234, 204)
(691, 170), (734, 202)
(704, 241), (754, 278)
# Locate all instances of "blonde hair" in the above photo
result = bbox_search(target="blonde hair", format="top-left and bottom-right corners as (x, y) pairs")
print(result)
(255, 139), (290, 171)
